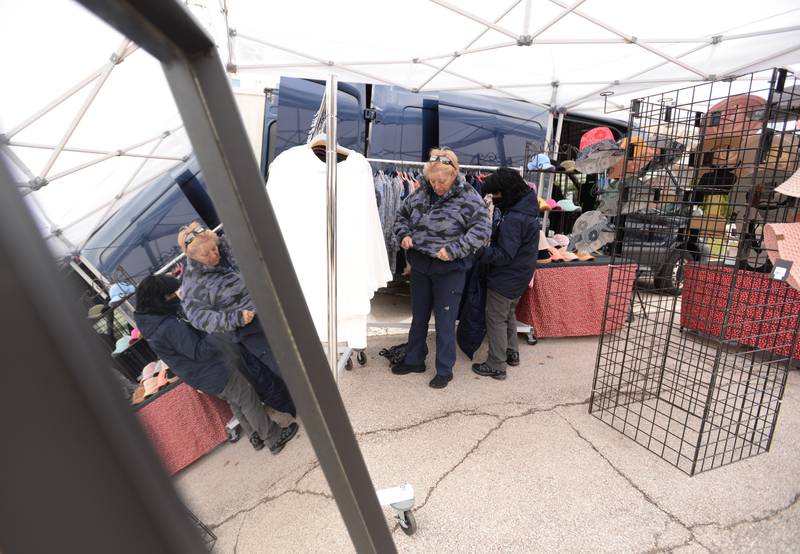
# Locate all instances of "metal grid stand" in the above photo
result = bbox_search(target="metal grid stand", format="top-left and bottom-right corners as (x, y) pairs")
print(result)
(591, 68), (800, 475)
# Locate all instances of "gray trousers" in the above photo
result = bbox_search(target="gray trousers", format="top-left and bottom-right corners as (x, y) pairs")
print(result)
(218, 369), (280, 445)
(485, 288), (520, 371)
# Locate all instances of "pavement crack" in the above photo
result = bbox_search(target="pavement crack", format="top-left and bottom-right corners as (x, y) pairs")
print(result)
(691, 491), (800, 533)
(232, 513), (247, 554)
(356, 408), (502, 437)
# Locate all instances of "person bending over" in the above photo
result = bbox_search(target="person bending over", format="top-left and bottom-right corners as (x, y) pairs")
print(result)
(134, 275), (298, 454)
(472, 167), (540, 381)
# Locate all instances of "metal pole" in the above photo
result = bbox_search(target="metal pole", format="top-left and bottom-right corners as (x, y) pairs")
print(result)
(539, 110), (555, 232)
(326, 75), (339, 380)
(429, 0), (520, 40)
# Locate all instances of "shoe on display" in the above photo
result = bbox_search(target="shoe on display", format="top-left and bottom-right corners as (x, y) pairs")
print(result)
(270, 422), (299, 455)
(249, 432), (265, 451)
(428, 374), (453, 389)
(471, 362), (507, 381)
(506, 350), (520, 366)
(391, 361), (427, 375)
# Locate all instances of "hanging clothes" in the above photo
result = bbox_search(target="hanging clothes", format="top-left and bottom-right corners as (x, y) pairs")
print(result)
(373, 170), (405, 274)
(266, 145), (392, 349)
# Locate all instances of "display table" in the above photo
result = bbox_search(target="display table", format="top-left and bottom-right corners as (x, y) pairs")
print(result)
(681, 264), (800, 359)
(515, 259), (637, 338)
(136, 382), (232, 475)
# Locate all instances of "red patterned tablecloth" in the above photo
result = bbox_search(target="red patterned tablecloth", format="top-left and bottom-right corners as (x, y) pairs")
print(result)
(681, 264), (800, 359)
(515, 263), (637, 337)
(137, 383), (232, 475)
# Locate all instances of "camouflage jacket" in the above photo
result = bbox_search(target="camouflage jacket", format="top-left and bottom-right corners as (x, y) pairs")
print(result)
(180, 238), (255, 333)
(394, 175), (490, 260)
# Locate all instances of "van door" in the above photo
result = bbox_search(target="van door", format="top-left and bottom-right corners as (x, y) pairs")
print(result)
(368, 85), (439, 162)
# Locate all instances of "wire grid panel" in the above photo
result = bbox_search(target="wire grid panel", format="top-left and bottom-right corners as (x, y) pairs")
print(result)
(591, 68), (800, 475)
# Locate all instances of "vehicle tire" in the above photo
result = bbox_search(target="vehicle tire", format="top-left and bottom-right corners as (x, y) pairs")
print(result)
(400, 511), (417, 536)
(654, 250), (693, 294)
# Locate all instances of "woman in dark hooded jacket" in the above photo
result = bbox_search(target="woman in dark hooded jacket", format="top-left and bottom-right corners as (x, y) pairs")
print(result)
(472, 168), (540, 381)
(134, 275), (298, 454)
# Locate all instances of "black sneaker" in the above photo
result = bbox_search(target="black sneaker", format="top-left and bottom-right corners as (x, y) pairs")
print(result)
(270, 422), (299, 455)
(472, 362), (507, 381)
(249, 432), (265, 451)
(391, 361), (427, 375)
(506, 350), (520, 367)
(428, 374), (453, 389)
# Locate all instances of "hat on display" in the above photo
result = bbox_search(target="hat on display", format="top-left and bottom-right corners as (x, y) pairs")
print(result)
(87, 304), (107, 319)
(608, 136), (658, 179)
(575, 127), (623, 174)
(775, 168), (800, 198)
(142, 376), (160, 397)
(704, 94), (766, 138)
(552, 234), (570, 248)
(108, 282), (135, 307)
(546, 198), (560, 210)
(131, 383), (146, 405)
(763, 223), (800, 291)
(130, 327), (142, 343)
(112, 335), (133, 356)
(560, 160), (578, 174)
(538, 197), (550, 211)
(569, 210), (616, 254)
(556, 199), (581, 212)
(527, 153), (554, 171)
(141, 361), (159, 381)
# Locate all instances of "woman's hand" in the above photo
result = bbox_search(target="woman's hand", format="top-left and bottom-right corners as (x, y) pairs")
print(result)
(401, 236), (413, 250)
(241, 310), (255, 326)
(436, 248), (450, 261)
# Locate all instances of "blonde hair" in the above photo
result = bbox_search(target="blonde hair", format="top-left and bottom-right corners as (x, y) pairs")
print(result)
(177, 221), (219, 255)
(423, 147), (459, 181)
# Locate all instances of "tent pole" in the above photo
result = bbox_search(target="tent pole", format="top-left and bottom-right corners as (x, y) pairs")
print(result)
(528, 0), (587, 41)
(539, 110), (555, 232)
(326, 74), (339, 380)
(522, 0), (532, 35)
(38, 40), (131, 180)
(9, 141), (184, 162)
(721, 43), (800, 77)
(429, 0), (520, 40)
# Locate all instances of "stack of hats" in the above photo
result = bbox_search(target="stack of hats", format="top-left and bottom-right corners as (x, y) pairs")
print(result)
(575, 127), (623, 174)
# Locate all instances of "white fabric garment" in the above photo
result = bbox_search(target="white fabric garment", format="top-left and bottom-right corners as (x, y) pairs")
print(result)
(266, 145), (391, 349)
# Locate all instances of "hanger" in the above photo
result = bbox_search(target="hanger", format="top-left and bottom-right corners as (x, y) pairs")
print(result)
(308, 133), (351, 156)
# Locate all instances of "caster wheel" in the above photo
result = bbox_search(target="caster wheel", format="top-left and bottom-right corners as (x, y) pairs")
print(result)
(357, 351), (367, 366)
(526, 333), (538, 346)
(345, 357), (353, 370)
(399, 511), (417, 536)
(227, 427), (241, 443)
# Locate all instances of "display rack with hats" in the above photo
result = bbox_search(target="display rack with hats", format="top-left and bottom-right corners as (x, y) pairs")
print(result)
(592, 68), (800, 476)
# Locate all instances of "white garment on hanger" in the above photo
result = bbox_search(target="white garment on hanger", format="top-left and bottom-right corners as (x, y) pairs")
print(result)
(266, 145), (391, 349)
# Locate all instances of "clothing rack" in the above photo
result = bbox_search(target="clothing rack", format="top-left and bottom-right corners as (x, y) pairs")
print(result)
(366, 157), (523, 174)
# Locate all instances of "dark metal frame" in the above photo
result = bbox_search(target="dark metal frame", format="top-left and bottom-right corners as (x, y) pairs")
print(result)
(1, 0), (395, 551)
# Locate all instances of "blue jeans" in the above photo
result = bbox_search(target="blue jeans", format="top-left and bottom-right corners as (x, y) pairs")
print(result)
(405, 268), (467, 377)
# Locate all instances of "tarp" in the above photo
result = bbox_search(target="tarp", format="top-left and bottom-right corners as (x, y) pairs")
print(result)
(1, 0), (799, 254)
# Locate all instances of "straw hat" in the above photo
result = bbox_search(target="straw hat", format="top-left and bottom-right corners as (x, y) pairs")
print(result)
(763, 223), (800, 290)
(775, 168), (800, 198)
(560, 160), (578, 174)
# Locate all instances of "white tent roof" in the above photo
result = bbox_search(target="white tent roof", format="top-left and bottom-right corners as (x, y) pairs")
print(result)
(2, 0), (800, 255)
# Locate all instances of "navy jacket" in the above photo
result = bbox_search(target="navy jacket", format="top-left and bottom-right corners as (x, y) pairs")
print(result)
(480, 190), (540, 299)
(135, 311), (231, 395)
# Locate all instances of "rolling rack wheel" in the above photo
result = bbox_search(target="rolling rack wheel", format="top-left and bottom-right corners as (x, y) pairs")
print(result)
(226, 424), (241, 443)
(526, 329), (538, 345)
(344, 355), (354, 370)
(356, 349), (367, 366)
(398, 510), (417, 536)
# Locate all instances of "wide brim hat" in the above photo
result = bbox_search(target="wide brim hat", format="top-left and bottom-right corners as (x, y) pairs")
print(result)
(87, 304), (107, 319)
(551, 234), (570, 248)
(570, 210), (615, 253)
(556, 199), (581, 212)
(763, 223), (800, 291)
(775, 168), (800, 198)
(575, 140), (624, 174)
(112, 334), (132, 356)
(608, 136), (657, 179)
(141, 361), (159, 381)
(704, 94), (766, 138)
(579, 127), (615, 150)
(142, 376), (160, 397)
(559, 160), (578, 174)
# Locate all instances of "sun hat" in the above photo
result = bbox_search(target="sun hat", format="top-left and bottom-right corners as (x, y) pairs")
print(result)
(141, 361), (159, 381)
(704, 94), (766, 138)
(538, 197), (550, 211)
(551, 234), (570, 248)
(775, 168), (800, 198)
(556, 199), (581, 212)
(87, 304), (107, 319)
(575, 127), (624, 174)
(527, 153), (554, 171)
(763, 223), (800, 291)
(560, 160), (578, 174)
(570, 210), (615, 254)
(108, 282), (135, 307)
(142, 376), (160, 397)
(112, 335), (132, 356)
(131, 383), (146, 405)
(608, 136), (657, 179)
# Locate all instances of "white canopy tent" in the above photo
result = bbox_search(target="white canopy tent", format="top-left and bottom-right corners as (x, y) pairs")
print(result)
(1, 0), (799, 255)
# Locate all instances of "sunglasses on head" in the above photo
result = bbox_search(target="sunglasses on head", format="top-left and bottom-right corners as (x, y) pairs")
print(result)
(181, 225), (207, 247)
(429, 155), (453, 165)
